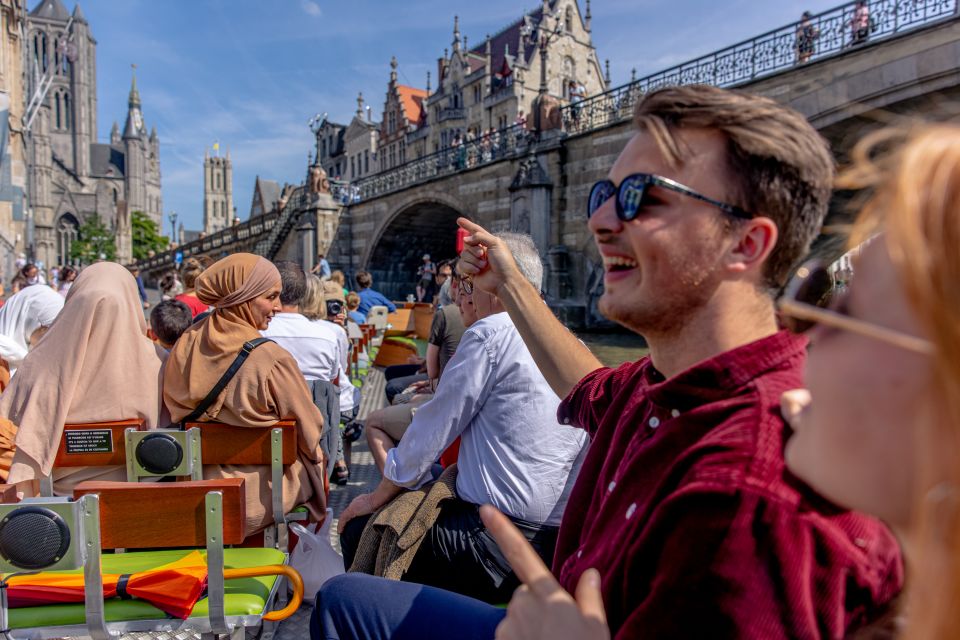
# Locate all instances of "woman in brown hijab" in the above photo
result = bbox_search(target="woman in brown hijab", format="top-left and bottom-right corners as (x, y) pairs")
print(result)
(0, 262), (165, 493)
(163, 253), (327, 533)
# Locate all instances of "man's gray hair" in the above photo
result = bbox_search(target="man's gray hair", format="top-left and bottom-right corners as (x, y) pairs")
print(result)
(498, 232), (543, 291)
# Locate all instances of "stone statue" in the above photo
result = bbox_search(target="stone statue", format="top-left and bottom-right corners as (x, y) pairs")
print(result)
(308, 164), (330, 196)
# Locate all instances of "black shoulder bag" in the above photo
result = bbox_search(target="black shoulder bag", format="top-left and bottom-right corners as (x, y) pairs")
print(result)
(176, 337), (274, 428)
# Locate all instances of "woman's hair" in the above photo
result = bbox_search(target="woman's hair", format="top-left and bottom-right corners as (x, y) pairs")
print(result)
(840, 123), (960, 638)
(179, 257), (205, 290)
(329, 270), (345, 286)
(59, 266), (77, 283)
(301, 274), (326, 321)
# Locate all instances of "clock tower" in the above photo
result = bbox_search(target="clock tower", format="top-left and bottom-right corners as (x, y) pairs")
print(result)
(123, 69), (146, 221)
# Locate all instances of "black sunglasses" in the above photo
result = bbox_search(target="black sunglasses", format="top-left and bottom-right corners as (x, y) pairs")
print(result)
(587, 172), (753, 221)
(326, 300), (344, 316)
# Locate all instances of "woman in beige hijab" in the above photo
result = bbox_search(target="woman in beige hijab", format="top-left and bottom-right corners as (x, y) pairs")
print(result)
(163, 253), (327, 533)
(0, 262), (165, 493)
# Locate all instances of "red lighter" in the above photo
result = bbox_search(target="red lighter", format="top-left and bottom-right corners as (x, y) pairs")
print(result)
(456, 227), (469, 254)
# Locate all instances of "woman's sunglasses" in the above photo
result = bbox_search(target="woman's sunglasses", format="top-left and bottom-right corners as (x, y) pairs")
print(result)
(587, 172), (753, 221)
(326, 300), (344, 316)
(778, 260), (932, 355)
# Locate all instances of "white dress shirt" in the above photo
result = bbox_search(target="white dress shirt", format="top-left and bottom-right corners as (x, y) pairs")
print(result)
(261, 312), (341, 382)
(384, 312), (588, 526)
(320, 319), (358, 413)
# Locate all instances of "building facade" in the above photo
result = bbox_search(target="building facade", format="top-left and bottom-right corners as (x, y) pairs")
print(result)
(343, 92), (379, 182)
(25, 0), (162, 267)
(315, 119), (345, 180)
(203, 148), (233, 234)
(0, 0), (27, 282)
(378, 57), (426, 172)
(418, 0), (606, 158)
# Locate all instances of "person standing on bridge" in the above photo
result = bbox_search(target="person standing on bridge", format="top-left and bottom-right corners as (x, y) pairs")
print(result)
(795, 11), (819, 63)
(851, 0), (871, 45)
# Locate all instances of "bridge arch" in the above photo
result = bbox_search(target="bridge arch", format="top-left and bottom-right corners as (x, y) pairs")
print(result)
(363, 195), (468, 301)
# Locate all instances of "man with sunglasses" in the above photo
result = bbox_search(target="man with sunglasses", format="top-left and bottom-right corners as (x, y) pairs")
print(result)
(313, 86), (902, 639)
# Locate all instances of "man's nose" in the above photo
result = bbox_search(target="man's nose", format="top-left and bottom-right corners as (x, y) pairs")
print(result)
(587, 193), (623, 236)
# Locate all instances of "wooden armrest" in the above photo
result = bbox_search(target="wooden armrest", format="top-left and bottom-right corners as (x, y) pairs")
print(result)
(0, 484), (18, 503)
(185, 420), (297, 465)
(54, 419), (146, 468)
(74, 478), (246, 548)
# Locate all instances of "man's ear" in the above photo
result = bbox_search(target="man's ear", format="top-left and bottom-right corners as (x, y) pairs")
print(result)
(147, 328), (158, 342)
(725, 216), (778, 277)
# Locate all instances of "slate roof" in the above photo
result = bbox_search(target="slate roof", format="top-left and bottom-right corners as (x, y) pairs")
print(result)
(89, 143), (125, 178)
(29, 0), (70, 21)
(467, 1), (557, 78)
(256, 177), (281, 213)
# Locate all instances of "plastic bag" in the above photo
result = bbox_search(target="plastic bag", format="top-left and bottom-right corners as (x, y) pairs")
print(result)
(289, 509), (345, 601)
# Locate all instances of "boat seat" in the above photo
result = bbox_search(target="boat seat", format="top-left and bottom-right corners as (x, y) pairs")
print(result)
(0, 478), (302, 639)
(6, 547), (286, 630)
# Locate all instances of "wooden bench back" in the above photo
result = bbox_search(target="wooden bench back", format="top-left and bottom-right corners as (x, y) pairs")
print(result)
(53, 420), (146, 468)
(184, 420), (297, 465)
(73, 478), (246, 548)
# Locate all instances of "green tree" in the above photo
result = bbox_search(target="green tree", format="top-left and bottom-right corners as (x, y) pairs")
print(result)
(131, 210), (170, 261)
(70, 214), (118, 264)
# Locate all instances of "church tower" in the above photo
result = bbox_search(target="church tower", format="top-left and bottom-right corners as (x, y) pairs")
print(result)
(123, 70), (146, 217)
(203, 147), (233, 235)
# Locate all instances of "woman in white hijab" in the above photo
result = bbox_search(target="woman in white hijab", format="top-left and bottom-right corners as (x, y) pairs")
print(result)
(0, 284), (64, 376)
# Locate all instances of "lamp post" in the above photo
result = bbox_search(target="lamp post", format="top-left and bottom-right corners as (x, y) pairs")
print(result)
(167, 210), (178, 246)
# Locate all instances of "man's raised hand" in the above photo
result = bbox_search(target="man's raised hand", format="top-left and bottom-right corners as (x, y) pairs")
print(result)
(480, 505), (610, 640)
(457, 218), (520, 296)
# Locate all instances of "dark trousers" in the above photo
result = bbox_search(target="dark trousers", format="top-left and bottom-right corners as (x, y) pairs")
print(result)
(384, 370), (428, 404)
(312, 573), (505, 640)
(340, 497), (558, 604)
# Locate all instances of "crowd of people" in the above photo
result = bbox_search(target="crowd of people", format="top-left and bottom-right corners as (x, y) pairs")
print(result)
(0, 79), (957, 639)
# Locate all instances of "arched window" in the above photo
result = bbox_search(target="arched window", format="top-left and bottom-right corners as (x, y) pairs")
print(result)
(57, 213), (80, 266)
(63, 92), (71, 130)
(562, 56), (576, 98)
(565, 6), (574, 32)
(54, 91), (62, 129)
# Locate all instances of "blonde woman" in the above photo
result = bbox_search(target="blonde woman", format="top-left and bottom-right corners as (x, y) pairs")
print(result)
(784, 124), (960, 638)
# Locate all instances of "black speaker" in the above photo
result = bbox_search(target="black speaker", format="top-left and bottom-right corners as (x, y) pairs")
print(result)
(0, 507), (71, 570)
(135, 433), (184, 475)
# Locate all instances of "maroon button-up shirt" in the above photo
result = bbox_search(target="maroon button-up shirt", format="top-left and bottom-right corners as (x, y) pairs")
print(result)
(555, 331), (902, 639)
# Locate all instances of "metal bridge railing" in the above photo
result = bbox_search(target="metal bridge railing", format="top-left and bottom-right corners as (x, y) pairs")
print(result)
(561, 0), (958, 135)
(351, 122), (534, 201)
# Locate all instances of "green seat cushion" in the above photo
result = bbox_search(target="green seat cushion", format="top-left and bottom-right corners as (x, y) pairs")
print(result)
(7, 547), (286, 629)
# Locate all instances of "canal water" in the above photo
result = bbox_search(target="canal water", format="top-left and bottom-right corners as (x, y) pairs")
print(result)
(577, 330), (649, 367)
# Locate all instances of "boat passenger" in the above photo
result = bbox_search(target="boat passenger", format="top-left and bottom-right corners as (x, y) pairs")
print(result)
(0, 262), (165, 495)
(162, 253), (327, 533)
(784, 124), (960, 639)
(148, 299), (192, 351)
(337, 233), (589, 604)
(0, 284), (65, 376)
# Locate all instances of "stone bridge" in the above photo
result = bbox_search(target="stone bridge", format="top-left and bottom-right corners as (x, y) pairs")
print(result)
(136, 0), (960, 327)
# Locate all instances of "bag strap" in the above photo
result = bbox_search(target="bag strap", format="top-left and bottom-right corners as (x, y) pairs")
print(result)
(180, 337), (274, 426)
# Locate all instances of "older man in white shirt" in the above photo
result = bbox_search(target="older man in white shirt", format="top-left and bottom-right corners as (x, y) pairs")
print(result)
(261, 261), (343, 465)
(338, 233), (588, 603)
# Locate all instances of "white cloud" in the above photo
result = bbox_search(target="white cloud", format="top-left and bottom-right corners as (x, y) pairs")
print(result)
(300, 0), (322, 17)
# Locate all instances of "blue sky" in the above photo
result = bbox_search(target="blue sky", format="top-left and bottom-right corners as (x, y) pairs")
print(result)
(63, 0), (843, 234)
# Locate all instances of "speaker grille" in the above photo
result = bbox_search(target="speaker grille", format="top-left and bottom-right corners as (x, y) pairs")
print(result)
(136, 433), (184, 474)
(0, 507), (71, 569)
